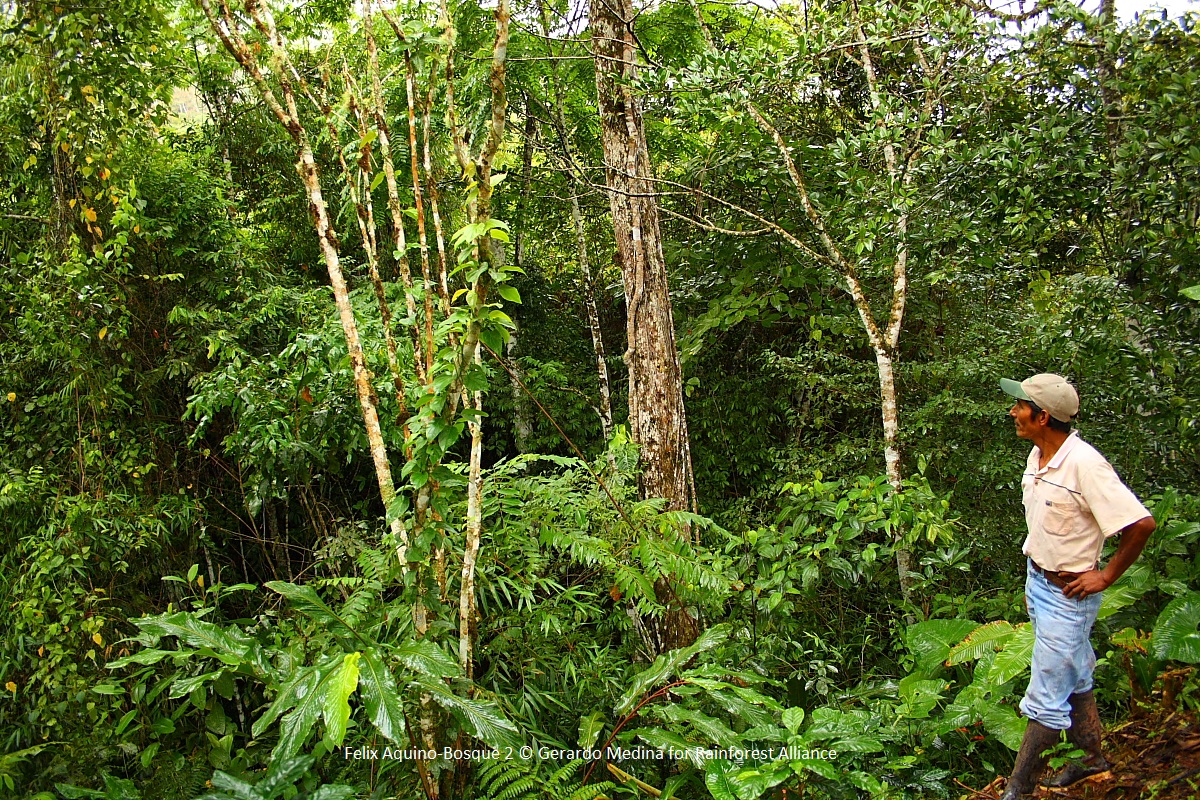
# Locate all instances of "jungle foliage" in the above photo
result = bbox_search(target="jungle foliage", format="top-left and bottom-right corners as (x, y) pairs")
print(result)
(2, 0), (1199, 798)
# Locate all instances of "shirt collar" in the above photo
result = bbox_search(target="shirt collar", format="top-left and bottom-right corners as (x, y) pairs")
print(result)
(1045, 430), (1080, 470)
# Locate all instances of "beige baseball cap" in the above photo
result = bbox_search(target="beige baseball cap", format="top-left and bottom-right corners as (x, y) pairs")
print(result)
(1000, 373), (1079, 423)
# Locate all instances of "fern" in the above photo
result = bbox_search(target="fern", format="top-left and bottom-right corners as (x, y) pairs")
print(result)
(475, 758), (614, 800)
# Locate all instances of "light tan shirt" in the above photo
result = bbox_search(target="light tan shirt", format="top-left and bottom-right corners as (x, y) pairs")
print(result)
(1021, 431), (1150, 573)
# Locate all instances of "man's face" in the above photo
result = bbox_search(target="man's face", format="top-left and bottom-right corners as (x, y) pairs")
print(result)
(1009, 399), (1044, 441)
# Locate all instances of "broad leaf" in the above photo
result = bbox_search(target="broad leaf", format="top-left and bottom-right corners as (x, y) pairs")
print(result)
(614, 623), (730, 716)
(412, 676), (521, 751)
(906, 619), (980, 674)
(987, 623), (1034, 685)
(359, 648), (407, 745)
(134, 613), (252, 659)
(255, 755), (315, 798)
(1098, 582), (1150, 620)
(322, 652), (360, 747)
(578, 711), (605, 748)
(658, 704), (742, 749)
(391, 639), (460, 679)
(947, 621), (1016, 665)
(1151, 591), (1200, 663)
(265, 582), (360, 642)
(979, 700), (1026, 751)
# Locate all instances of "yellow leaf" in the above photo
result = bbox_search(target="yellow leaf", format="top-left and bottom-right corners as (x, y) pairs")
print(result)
(98, 327), (108, 340)
(81, 85), (94, 94)
(92, 633), (104, 646)
(133, 225), (140, 234)
(38, 646), (44, 657)
(5, 682), (15, 693)
(69, 198), (76, 208)
(196, 575), (205, 590)
(100, 168), (110, 181)
(60, 141), (70, 152)
(6, 393), (14, 402)
(84, 207), (97, 223)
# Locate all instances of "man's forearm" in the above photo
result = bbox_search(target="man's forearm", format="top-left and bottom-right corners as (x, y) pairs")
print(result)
(1099, 515), (1157, 587)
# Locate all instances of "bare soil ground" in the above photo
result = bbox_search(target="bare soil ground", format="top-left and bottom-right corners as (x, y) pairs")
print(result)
(965, 707), (1200, 800)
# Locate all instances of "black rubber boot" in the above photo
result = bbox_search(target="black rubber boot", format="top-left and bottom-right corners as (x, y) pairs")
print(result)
(1000, 719), (1060, 800)
(1045, 690), (1110, 788)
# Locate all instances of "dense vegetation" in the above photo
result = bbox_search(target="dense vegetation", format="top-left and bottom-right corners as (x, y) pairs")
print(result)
(2, 0), (1199, 798)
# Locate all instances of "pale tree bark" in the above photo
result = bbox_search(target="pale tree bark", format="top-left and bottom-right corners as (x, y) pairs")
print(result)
(684, 0), (951, 606)
(590, 0), (697, 652)
(507, 108), (535, 453)
(196, 0), (407, 553)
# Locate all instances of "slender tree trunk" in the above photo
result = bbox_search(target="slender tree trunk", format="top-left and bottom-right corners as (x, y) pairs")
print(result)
(571, 191), (615, 447)
(590, 0), (697, 652)
(539, 0), (615, 453)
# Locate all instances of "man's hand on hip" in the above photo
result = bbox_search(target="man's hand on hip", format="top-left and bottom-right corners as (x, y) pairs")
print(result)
(1063, 570), (1110, 599)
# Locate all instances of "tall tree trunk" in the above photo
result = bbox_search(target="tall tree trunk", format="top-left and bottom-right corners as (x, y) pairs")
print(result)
(590, 0), (697, 652)
(539, 0), (614, 453)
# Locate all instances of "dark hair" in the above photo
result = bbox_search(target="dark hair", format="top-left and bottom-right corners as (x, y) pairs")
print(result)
(1026, 400), (1073, 433)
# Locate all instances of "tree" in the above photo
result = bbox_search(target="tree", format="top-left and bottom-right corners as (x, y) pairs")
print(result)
(590, 0), (698, 651)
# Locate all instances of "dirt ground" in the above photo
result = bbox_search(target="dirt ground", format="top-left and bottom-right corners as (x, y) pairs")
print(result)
(965, 707), (1200, 800)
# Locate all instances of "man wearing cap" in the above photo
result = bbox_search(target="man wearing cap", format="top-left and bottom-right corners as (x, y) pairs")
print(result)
(996, 373), (1156, 799)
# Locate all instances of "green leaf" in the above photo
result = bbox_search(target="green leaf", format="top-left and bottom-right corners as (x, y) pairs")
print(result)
(369, 172), (386, 193)
(947, 621), (1016, 665)
(209, 770), (258, 800)
(358, 649), (407, 745)
(782, 707), (805, 735)
(614, 624), (730, 716)
(979, 699), (1026, 751)
(412, 676), (521, 751)
(253, 664), (319, 738)
(1151, 591), (1200, 663)
(1180, 284), (1200, 301)
(658, 704), (741, 749)
(264, 581), (360, 642)
(906, 618), (980, 674)
(107, 649), (185, 668)
(496, 284), (521, 304)
(134, 612), (252, 660)
(987, 623), (1035, 685)
(1099, 581), (1151, 620)
(578, 711), (605, 748)
(271, 657), (342, 761)
(323, 652), (360, 747)
(703, 759), (740, 800)
(256, 755), (316, 798)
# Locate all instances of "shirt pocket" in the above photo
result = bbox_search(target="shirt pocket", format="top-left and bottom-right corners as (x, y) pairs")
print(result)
(1042, 499), (1079, 536)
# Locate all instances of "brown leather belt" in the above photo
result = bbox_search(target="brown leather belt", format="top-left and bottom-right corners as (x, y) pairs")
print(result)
(1031, 561), (1081, 591)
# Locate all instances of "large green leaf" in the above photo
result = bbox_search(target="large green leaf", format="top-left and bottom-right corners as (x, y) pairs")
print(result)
(614, 623), (731, 716)
(322, 652), (360, 747)
(412, 676), (522, 751)
(271, 658), (343, 761)
(358, 648), (407, 745)
(979, 700), (1026, 751)
(255, 755), (315, 798)
(897, 675), (948, 719)
(906, 619), (980, 674)
(1098, 581), (1150, 620)
(658, 704), (742, 749)
(578, 711), (605, 748)
(987, 623), (1035, 685)
(134, 612), (253, 659)
(947, 621), (1016, 665)
(391, 639), (460, 679)
(264, 582), (361, 643)
(253, 662), (321, 738)
(1151, 591), (1200, 663)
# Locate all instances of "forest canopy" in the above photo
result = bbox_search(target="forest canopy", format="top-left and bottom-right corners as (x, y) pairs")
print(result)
(1, 0), (1198, 798)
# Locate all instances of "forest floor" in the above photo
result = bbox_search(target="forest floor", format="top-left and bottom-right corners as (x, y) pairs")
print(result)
(966, 700), (1200, 800)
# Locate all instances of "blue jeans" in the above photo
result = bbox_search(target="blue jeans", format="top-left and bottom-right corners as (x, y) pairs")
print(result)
(1019, 559), (1103, 731)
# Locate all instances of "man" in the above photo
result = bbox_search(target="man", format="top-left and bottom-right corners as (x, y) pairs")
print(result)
(997, 373), (1156, 800)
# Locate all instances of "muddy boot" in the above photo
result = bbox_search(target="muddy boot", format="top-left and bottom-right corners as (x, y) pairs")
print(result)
(1000, 720), (1060, 800)
(1045, 690), (1110, 788)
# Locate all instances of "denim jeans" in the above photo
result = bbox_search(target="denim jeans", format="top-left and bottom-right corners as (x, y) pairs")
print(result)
(1019, 558), (1103, 731)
